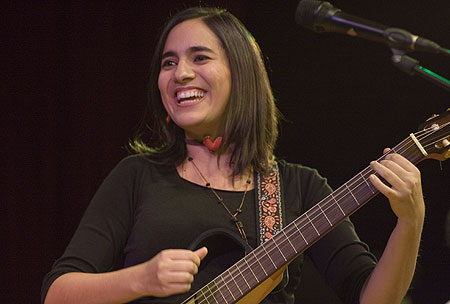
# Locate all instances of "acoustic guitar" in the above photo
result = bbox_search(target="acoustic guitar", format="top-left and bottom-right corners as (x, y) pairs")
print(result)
(180, 109), (449, 304)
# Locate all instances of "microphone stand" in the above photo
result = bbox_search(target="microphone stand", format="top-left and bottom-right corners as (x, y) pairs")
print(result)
(391, 48), (450, 92)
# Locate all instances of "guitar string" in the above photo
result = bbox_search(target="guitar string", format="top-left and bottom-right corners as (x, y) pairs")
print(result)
(204, 139), (419, 300)
(197, 127), (450, 304)
(196, 135), (425, 304)
(201, 124), (448, 301)
(260, 124), (450, 265)
(194, 172), (379, 303)
(194, 129), (431, 304)
(266, 123), (448, 253)
(193, 125), (447, 303)
(196, 129), (445, 304)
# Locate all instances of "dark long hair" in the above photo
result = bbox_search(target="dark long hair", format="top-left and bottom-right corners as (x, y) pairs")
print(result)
(131, 7), (280, 177)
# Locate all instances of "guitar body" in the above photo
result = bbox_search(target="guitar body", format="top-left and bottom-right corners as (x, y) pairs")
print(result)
(183, 228), (288, 304)
(182, 266), (286, 304)
(235, 266), (286, 304)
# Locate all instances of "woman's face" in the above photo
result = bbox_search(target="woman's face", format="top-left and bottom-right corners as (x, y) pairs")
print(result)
(158, 18), (232, 140)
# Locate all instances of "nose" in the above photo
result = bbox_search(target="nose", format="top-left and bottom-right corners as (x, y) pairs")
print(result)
(174, 60), (195, 83)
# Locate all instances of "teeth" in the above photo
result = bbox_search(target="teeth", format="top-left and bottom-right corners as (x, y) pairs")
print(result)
(179, 99), (200, 104)
(176, 89), (205, 100)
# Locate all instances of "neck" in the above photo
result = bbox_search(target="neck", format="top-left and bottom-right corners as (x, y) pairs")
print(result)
(186, 143), (234, 178)
(178, 144), (252, 191)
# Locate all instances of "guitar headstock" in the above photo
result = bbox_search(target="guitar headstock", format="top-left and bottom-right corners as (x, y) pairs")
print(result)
(419, 109), (450, 161)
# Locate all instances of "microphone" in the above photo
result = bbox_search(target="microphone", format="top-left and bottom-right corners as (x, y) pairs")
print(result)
(295, 0), (449, 55)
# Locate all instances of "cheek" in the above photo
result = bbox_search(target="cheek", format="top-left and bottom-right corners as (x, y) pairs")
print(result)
(211, 68), (231, 96)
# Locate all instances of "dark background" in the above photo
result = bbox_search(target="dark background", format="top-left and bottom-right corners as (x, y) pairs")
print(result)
(3, 0), (449, 303)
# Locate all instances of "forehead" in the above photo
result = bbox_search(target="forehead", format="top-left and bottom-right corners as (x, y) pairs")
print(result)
(163, 18), (222, 53)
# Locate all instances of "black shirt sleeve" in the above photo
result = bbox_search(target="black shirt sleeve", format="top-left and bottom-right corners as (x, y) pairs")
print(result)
(41, 156), (142, 303)
(278, 160), (377, 304)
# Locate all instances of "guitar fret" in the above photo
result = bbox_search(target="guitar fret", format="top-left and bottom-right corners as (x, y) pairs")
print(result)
(282, 230), (298, 254)
(323, 199), (345, 226)
(198, 288), (209, 304)
(272, 238), (288, 262)
(207, 290), (219, 304)
(205, 283), (221, 304)
(345, 184), (359, 205)
(227, 269), (243, 296)
(220, 275), (236, 302)
(203, 287), (217, 304)
(228, 268), (244, 295)
(331, 193), (346, 216)
(244, 258), (259, 283)
(293, 220), (309, 245)
(305, 212), (320, 236)
(209, 278), (229, 304)
(213, 280), (228, 304)
(235, 264), (251, 290)
(262, 245), (277, 268)
(360, 172), (375, 194)
(252, 251), (268, 276)
(318, 203), (332, 226)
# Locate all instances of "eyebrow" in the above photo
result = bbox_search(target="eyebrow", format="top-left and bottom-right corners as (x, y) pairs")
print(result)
(161, 46), (215, 60)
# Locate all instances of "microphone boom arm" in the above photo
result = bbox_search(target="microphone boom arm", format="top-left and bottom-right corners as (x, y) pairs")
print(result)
(391, 48), (450, 92)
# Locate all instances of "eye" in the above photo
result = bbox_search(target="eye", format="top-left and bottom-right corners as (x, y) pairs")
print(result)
(161, 59), (177, 68)
(194, 54), (210, 62)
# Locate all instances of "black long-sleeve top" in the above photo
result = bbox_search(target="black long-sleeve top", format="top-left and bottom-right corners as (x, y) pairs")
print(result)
(42, 155), (376, 303)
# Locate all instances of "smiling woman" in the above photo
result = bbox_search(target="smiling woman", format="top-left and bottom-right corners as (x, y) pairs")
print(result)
(131, 7), (279, 179)
(42, 6), (426, 304)
(158, 18), (232, 141)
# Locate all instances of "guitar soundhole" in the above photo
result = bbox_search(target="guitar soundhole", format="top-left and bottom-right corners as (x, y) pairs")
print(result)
(192, 232), (247, 292)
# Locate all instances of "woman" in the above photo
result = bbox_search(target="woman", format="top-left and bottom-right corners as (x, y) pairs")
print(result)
(42, 7), (425, 304)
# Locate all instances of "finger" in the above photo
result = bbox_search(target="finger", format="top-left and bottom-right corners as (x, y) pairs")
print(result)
(369, 173), (393, 198)
(166, 282), (192, 294)
(370, 160), (404, 191)
(162, 260), (198, 275)
(165, 271), (195, 284)
(155, 264), (195, 284)
(378, 156), (421, 193)
(163, 249), (201, 266)
(378, 159), (408, 185)
(384, 153), (419, 174)
(194, 247), (208, 261)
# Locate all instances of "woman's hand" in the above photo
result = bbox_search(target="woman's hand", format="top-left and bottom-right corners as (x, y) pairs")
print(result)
(369, 148), (425, 227)
(360, 149), (425, 304)
(134, 247), (208, 298)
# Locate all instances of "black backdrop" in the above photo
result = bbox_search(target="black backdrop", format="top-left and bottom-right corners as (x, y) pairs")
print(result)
(3, 1), (450, 303)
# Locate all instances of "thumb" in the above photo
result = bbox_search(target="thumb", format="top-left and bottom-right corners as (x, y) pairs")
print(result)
(194, 247), (208, 261)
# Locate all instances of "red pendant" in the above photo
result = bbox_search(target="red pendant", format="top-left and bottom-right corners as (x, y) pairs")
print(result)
(202, 136), (222, 153)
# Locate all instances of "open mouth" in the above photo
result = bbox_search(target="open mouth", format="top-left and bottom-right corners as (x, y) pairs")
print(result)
(176, 89), (206, 104)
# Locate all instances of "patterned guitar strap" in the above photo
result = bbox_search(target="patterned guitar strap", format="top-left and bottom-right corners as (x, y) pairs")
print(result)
(256, 162), (289, 294)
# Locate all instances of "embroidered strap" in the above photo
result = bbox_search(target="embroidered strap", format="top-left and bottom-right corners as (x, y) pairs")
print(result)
(256, 163), (283, 244)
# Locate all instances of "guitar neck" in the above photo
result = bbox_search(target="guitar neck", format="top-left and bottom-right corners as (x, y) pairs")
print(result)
(184, 132), (430, 304)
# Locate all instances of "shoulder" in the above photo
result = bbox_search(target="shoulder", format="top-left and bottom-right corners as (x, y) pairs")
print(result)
(276, 159), (332, 212)
(108, 154), (175, 181)
(277, 159), (328, 185)
(91, 155), (177, 207)
(115, 154), (172, 170)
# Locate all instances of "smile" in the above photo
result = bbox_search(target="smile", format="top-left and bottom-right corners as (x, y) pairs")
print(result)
(176, 89), (206, 104)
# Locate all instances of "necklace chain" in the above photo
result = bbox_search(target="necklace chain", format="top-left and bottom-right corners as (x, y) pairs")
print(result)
(188, 157), (251, 244)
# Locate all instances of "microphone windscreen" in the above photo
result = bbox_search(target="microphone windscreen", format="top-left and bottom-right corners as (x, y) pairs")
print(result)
(295, 0), (322, 28)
